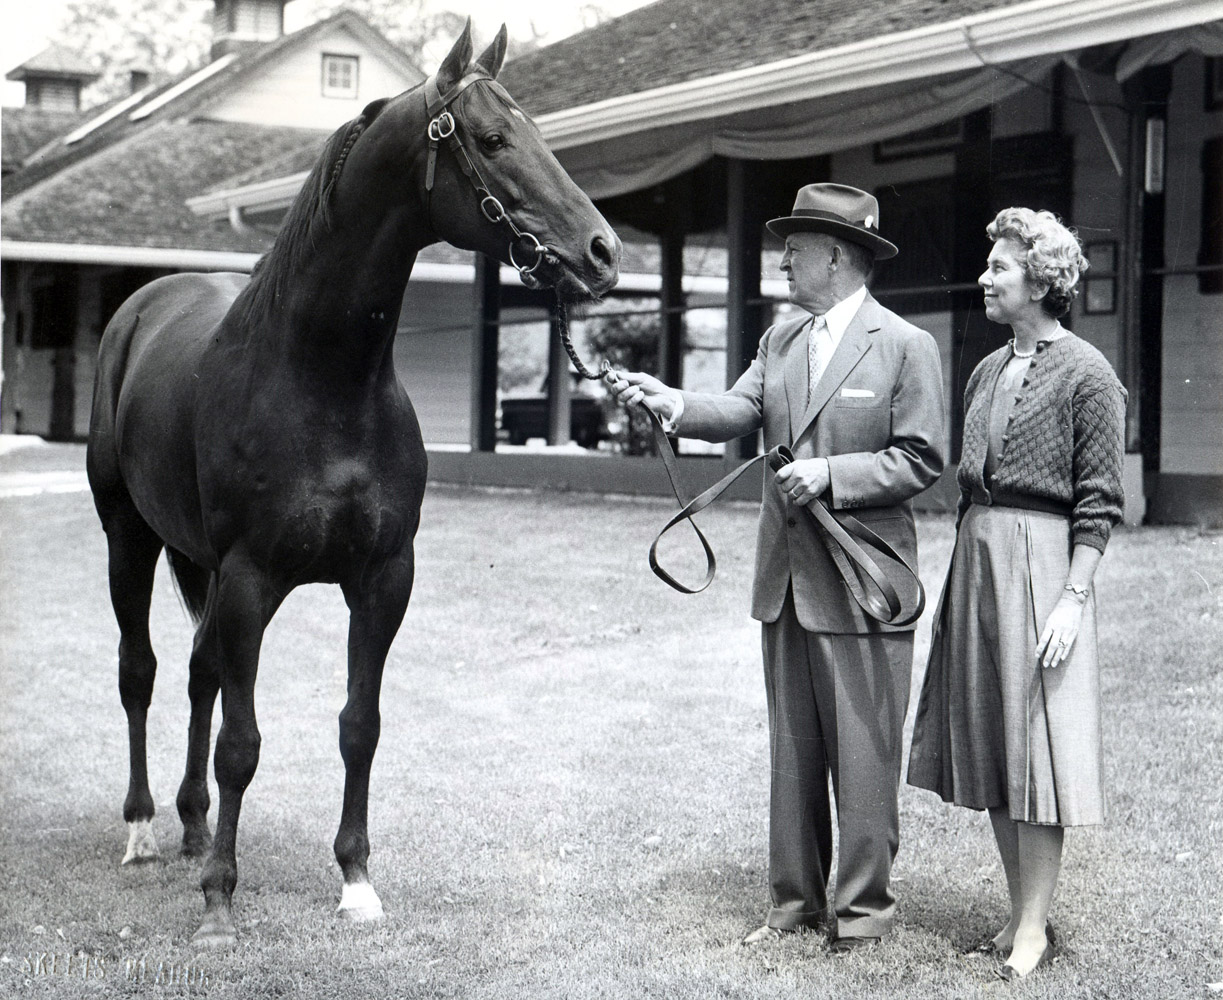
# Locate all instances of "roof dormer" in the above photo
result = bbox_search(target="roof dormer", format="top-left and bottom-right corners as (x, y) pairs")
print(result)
(5, 44), (99, 112)
(212, 0), (287, 59)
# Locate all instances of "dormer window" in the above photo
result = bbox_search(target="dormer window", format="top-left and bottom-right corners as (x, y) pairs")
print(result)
(321, 54), (359, 99)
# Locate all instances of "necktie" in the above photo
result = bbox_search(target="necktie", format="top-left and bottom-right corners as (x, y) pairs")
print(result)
(807, 315), (829, 405)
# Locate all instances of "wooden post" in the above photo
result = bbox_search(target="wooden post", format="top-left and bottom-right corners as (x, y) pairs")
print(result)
(660, 224), (685, 389)
(1128, 65), (1171, 484)
(725, 158), (764, 459)
(471, 254), (500, 452)
(546, 303), (571, 445)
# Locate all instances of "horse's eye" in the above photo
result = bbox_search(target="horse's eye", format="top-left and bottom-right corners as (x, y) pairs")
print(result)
(481, 133), (505, 152)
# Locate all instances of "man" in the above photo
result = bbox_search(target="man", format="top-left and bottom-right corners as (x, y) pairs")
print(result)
(606, 183), (945, 952)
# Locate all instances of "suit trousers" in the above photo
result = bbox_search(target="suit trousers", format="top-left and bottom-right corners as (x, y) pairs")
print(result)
(762, 587), (913, 938)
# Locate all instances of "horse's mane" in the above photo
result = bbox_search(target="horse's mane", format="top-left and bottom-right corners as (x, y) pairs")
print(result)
(232, 89), (406, 325)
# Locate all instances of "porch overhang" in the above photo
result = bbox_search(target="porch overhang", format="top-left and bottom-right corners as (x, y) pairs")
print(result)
(536, 0), (1219, 151)
(185, 0), (1219, 224)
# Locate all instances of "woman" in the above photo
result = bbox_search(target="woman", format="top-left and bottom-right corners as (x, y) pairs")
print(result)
(907, 208), (1126, 980)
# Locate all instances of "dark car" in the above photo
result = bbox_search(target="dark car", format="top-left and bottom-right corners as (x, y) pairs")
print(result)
(498, 391), (607, 448)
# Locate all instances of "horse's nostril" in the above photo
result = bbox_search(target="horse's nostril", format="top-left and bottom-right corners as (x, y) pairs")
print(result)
(589, 234), (615, 270)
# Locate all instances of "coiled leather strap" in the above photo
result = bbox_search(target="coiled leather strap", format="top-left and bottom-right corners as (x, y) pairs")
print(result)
(645, 409), (925, 627)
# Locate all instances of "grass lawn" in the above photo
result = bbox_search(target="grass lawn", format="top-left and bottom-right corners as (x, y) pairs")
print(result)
(1, 441), (1219, 999)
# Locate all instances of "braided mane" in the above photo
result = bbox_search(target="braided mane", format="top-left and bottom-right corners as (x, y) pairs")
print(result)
(233, 92), (401, 325)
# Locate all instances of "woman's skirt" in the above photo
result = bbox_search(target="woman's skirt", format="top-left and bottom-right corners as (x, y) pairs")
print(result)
(907, 503), (1104, 826)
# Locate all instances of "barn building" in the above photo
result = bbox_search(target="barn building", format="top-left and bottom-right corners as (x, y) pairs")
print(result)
(2, 0), (1221, 525)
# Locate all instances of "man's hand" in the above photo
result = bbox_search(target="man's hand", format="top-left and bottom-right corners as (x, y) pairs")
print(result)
(774, 458), (831, 506)
(603, 370), (678, 422)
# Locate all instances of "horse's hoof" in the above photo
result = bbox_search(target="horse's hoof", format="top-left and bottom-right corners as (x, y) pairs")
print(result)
(121, 820), (160, 865)
(190, 911), (237, 950)
(336, 881), (384, 922)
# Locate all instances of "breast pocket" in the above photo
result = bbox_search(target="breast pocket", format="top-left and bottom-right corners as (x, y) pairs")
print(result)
(834, 388), (886, 409)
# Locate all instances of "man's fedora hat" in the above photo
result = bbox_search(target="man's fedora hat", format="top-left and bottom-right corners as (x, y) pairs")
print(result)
(766, 183), (898, 260)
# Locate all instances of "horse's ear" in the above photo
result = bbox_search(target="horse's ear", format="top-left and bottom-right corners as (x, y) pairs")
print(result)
(475, 24), (508, 79)
(436, 18), (473, 92)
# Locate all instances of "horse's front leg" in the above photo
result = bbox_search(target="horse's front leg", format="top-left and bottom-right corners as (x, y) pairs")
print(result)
(334, 554), (415, 921)
(191, 557), (283, 949)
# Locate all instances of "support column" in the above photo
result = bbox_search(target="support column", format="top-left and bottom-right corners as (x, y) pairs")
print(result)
(546, 303), (571, 445)
(659, 225), (685, 389)
(1127, 65), (1171, 489)
(726, 158), (764, 459)
(471, 254), (500, 452)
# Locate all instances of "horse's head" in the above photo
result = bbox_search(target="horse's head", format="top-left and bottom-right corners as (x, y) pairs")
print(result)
(415, 22), (621, 301)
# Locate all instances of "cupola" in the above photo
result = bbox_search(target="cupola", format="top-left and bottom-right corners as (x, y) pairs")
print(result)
(211, 0), (287, 59)
(5, 44), (99, 111)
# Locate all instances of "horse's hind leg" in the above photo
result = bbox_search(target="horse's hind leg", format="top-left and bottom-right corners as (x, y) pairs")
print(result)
(193, 555), (283, 950)
(177, 572), (220, 857)
(334, 557), (414, 921)
(101, 505), (165, 865)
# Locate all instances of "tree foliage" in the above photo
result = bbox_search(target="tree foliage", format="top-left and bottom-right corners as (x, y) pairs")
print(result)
(53, 0), (213, 105)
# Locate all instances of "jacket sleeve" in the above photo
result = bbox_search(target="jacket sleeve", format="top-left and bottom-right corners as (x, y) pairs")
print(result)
(826, 329), (946, 508)
(673, 328), (770, 442)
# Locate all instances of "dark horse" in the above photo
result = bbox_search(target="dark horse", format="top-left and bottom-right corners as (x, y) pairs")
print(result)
(86, 22), (620, 948)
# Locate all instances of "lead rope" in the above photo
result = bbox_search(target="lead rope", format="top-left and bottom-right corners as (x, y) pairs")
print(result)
(555, 306), (924, 620)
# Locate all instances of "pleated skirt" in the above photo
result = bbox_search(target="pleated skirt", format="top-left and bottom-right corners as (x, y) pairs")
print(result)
(907, 503), (1104, 826)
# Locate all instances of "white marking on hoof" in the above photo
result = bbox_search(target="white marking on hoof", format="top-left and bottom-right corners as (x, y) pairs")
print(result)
(122, 820), (160, 865)
(336, 881), (383, 921)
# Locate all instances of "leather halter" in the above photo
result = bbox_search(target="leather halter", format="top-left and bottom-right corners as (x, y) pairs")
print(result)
(422, 71), (554, 280)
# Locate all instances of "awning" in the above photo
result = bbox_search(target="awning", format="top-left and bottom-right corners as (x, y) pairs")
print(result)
(556, 57), (1060, 200)
(1115, 21), (1223, 81)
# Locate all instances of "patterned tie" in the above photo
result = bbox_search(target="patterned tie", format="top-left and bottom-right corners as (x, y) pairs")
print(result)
(807, 314), (829, 405)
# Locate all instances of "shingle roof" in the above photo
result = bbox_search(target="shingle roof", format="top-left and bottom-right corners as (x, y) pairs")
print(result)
(499, 0), (1026, 116)
(2, 119), (327, 252)
(5, 43), (99, 82)
(1, 107), (85, 173)
(3, 11), (419, 199)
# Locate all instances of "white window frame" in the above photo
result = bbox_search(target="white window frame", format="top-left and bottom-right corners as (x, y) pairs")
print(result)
(321, 54), (359, 100)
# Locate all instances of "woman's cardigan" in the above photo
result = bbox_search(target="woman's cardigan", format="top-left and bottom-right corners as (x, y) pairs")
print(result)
(956, 334), (1127, 553)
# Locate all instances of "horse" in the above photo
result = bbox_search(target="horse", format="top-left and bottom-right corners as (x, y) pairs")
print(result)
(86, 21), (620, 949)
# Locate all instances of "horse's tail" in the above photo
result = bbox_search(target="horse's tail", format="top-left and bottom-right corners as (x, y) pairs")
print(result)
(165, 548), (212, 626)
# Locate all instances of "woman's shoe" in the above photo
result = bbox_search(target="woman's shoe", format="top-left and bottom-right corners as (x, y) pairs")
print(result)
(996, 942), (1056, 982)
(967, 920), (1056, 957)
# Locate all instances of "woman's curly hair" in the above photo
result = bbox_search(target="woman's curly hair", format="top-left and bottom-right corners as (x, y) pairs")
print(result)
(986, 208), (1088, 318)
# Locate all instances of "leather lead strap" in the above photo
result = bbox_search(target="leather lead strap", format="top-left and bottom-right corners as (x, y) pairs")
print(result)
(644, 409), (925, 626)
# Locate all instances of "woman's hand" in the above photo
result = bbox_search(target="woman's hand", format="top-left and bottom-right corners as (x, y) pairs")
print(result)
(603, 370), (677, 422)
(774, 458), (831, 506)
(1037, 597), (1084, 669)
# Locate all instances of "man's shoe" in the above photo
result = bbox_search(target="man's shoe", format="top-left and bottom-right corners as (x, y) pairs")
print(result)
(829, 935), (880, 955)
(741, 924), (790, 946)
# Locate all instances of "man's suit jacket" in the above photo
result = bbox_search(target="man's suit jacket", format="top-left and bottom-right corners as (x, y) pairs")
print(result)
(677, 293), (945, 634)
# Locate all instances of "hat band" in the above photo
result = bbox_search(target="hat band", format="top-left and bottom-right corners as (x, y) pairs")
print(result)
(790, 208), (872, 229)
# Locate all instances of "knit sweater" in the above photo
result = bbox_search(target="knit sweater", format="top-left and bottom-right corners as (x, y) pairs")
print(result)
(957, 334), (1127, 553)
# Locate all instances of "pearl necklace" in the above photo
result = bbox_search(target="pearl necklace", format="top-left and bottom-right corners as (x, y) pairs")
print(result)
(1011, 341), (1036, 359)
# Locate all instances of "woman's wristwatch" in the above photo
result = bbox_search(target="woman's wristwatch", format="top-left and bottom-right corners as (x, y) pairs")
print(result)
(1061, 583), (1090, 604)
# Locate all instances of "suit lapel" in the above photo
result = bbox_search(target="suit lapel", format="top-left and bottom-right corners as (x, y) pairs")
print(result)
(792, 295), (881, 445)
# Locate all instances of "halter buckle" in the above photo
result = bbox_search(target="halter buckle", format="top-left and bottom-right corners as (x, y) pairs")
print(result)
(427, 112), (456, 142)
